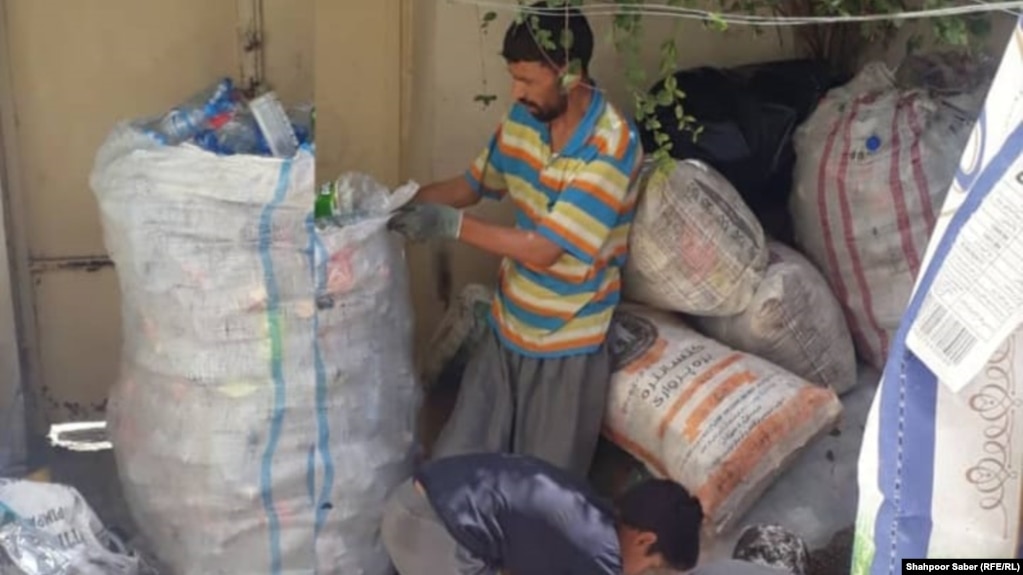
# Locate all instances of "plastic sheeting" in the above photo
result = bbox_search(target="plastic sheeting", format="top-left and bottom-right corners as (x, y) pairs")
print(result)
(91, 125), (420, 575)
(0, 479), (149, 575)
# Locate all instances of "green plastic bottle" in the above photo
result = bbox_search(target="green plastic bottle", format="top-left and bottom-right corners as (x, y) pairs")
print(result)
(314, 181), (336, 228)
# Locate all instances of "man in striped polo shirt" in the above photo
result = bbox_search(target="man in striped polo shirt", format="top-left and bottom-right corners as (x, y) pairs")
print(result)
(389, 1), (642, 477)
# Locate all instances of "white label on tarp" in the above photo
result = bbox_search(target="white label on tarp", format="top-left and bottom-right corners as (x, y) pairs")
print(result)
(907, 153), (1023, 391)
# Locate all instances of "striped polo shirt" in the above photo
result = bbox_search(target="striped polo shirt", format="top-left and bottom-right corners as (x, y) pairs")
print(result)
(465, 90), (642, 358)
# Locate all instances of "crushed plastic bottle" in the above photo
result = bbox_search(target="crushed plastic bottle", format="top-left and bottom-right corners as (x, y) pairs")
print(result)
(249, 91), (299, 157)
(194, 110), (271, 156)
(137, 78), (236, 145)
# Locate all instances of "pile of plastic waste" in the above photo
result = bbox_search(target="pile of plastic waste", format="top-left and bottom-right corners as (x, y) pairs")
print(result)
(132, 77), (313, 158)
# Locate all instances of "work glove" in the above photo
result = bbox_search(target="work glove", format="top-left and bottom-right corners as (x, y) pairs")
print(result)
(387, 203), (463, 242)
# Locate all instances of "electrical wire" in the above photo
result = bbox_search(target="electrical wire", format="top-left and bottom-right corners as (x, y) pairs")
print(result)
(449, 0), (1023, 27)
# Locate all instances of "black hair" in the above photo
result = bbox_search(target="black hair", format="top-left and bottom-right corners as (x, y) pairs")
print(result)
(616, 479), (703, 570)
(501, 1), (594, 75)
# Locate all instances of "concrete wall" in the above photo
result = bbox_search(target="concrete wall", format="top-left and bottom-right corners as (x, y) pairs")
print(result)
(403, 2), (800, 350)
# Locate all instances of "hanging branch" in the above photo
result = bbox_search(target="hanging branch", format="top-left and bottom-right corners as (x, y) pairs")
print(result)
(472, 0), (993, 171)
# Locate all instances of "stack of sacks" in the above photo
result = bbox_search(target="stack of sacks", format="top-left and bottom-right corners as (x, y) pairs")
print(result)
(613, 157), (857, 535)
(621, 158), (858, 394)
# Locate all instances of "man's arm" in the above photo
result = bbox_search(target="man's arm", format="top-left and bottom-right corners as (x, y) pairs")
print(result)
(414, 175), (482, 209)
(459, 216), (564, 269)
(416, 119), (507, 209)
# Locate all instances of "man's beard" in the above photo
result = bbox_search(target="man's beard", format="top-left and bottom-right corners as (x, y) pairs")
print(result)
(522, 94), (568, 123)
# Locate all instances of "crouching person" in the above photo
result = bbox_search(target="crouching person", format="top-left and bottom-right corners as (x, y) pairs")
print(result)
(381, 452), (701, 575)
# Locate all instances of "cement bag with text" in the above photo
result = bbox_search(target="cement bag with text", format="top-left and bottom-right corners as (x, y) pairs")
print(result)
(91, 125), (420, 575)
(623, 160), (768, 316)
(854, 23), (1023, 569)
(692, 241), (858, 395)
(0, 480), (143, 575)
(419, 284), (494, 391)
(790, 61), (983, 370)
(603, 305), (842, 534)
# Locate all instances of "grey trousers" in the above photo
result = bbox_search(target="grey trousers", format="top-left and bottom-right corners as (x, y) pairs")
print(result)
(381, 479), (494, 575)
(430, 326), (612, 478)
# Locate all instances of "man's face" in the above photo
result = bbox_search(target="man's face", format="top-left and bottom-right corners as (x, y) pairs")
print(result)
(507, 61), (568, 123)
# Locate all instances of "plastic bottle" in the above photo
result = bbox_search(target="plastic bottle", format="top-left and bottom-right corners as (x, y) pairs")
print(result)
(314, 182), (338, 228)
(216, 112), (271, 156)
(194, 108), (273, 156)
(288, 104), (314, 146)
(249, 91), (299, 157)
(141, 78), (236, 145)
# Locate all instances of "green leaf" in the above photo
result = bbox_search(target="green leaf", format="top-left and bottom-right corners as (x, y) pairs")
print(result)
(664, 74), (678, 94)
(706, 13), (729, 32)
(474, 94), (498, 108)
(674, 104), (685, 121)
(561, 28), (575, 51)
(660, 39), (678, 60)
(481, 11), (498, 30)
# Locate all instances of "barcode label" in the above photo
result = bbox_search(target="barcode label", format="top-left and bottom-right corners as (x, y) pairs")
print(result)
(906, 148), (1023, 392)
(915, 302), (979, 366)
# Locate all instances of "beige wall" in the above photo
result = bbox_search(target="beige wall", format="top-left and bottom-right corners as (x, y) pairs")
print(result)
(404, 2), (799, 350)
(314, 0), (404, 185)
(264, 0), (314, 105)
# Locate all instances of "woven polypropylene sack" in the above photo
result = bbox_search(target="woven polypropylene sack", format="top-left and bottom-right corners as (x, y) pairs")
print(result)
(789, 62), (982, 370)
(0, 480), (142, 575)
(603, 305), (842, 534)
(692, 241), (858, 395)
(623, 160), (768, 317)
(91, 125), (420, 575)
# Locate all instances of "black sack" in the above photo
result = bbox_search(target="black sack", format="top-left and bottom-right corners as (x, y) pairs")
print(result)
(639, 59), (842, 221)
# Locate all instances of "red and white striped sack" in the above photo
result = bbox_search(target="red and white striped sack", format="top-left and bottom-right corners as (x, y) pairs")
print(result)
(789, 62), (982, 370)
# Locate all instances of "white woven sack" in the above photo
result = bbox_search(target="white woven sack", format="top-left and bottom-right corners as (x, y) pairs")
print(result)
(624, 160), (768, 317)
(92, 125), (419, 575)
(692, 241), (858, 395)
(790, 62), (981, 369)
